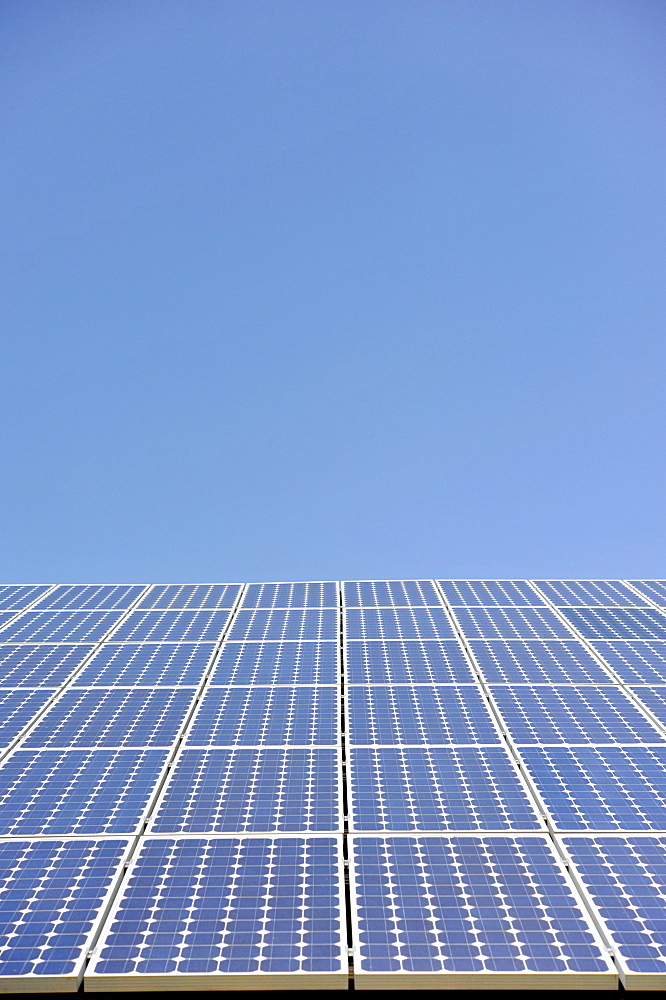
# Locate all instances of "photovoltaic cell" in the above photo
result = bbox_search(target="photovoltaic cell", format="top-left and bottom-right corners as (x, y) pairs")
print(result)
(210, 642), (338, 685)
(343, 580), (441, 608)
(0, 644), (95, 688)
(453, 606), (572, 640)
(351, 836), (614, 987)
(184, 686), (338, 746)
(534, 580), (649, 607)
(520, 746), (666, 831)
(628, 581), (666, 608)
(32, 584), (145, 611)
(348, 747), (542, 831)
(149, 748), (341, 833)
(75, 642), (215, 687)
(347, 685), (501, 746)
(0, 586), (50, 612)
(227, 609), (338, 643)
(558, 607), (666, 642)
(628, 687), (666, 730)
(468, 639), (612, 685)
(242, 581), (338, 608)
(0, 838), (130, 989)
(438, 580), (543, 607)
(111, 608), (234, 643)
(489, 685), (663, 745)
(345, 607), (454, 641)
(0, 610), (124, 644)
(87, 837), (346, 988)
(345, 640), (474, 684)
(589, 641), (666, 684)
(0, 690), (53, 748)
(561, 835), (666, 987)
(136, 583), (242, 610)
(0, 748), (169, 835)
(21, 688), (196, 749)
(0, 613), (27, 634)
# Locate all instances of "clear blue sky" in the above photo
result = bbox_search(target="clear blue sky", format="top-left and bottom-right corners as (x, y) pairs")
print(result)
(1, 1), (664, 583)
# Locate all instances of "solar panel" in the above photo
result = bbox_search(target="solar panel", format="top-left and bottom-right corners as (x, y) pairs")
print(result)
(210, 641), (338, 685)
(534, 580), (650, 607)
(111, 608), (234, 643)
(348, 747), (543, 831)
(74, 642), (216, 686)
(87, 836), (346, 990)
(243, 581), (339, 608)
(227, 609), (339, 643)
(0, 748), (170, 835)
(558, 607), (666, 642)
(345, 607), (455, 641)
(343, 580), (441, 607)
(345, 640), (474, 684)
(0, 610), (125, 644)
(0, 585), (51, 612)
(438, 580), (544, 607)
(346, 685), (502, 745)
(0, 613), (19, 633)
(561, 835), (666, 988)
(32, 584), (146, 611)
(628, 687), (666, 730)
(350, 835), (615, 988)
(0, 644), (95, 688)
(136, 583), (242, 610)
(586, 640), (666, 684)
(488, 685), (664, 745)
(184, 686), (339, 746)
(21, 687), (197, 749)
(149, 748), (342, 833)
(452, 606), (572, 640)
(0, 837), (131, 992)
(0, 689), (53, 749)
(468, 639), (613, 684)
(628, 581), (666, 608)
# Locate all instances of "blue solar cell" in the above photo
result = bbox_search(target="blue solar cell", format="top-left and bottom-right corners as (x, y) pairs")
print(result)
(345, 640), (473, 684)
(439, 580), (544, 607)
(534, 580), (650, 607)
(0, 838), (129, 981)
(352, 836), (611, 978)
(210, 642), (338, 685)
(242, 582), (338, 608)
(0, 690), (53, 748)
(629, 582), (666, 608)
(32, 585), (145, 611)
(347, 685), (500, 745)
(629, 688), (666, 732)
(590, 641), (666, 684)
(559, 608), (666, 642)
(469, 639), (612, 684)
(111, 609), (234, 643)
(490, 685), (663, 745)
(343, 581), (441, 608)
(349, 747), (542, 831)
(0, 749), (169, 835)
(150, 748), (341, 833)
(89, 837), (345, 980)
(0, 644), (94, 688)
(136, 584), (242, 610)
(186, 686), (338, 746)
(228, 609), (338, 643)
(22, 688), (196, 749)
(453, 606), (572, 640)
(520, 746), (666, 831)
(0, 586), (51, 612)
(345, 607), (454, 641)
(75, 642), (215, 686)
(562, 836), (666, 980)
(0, 611), (124, 644)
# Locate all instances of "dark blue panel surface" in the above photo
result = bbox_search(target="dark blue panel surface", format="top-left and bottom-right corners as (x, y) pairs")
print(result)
(186, 686), (338, 746)
(111, 609), (233, 643)
(228, 608), (338, 643)
(151, 748), (340, 833)
(559, 608), (666, 642)
(454, 606), (572, 640)
(343, 581), (440, 608)
(242, 581), (338, 608)
(353, 836), (609, 975)
(0, 611), (124, 644)
(136, 584), (242, 610)
(0, 749), (169, 835)
(210, 642), (338, 685)
(345, 607), (454, 641)
(0, 838), (128, 978)
(32, 585), (145, 611)
(349, 747), (541, 831)
(535, 580), (649, 607)
(92, 837), (343, 977)
(0, 644), (94, 688)
(0, 689), (53, 748)
(439, 580), (543, 607)
(0, 586), (50, 612)
(589, 641), (666, 684)
(345, 640), (473, 684)
(629, 581), (666, 608)
(23, 688), (196, 748)
(629, 687), (666, 730)
(75, 642), (214, 687)
(521, 746), (666, 831)
(469, 639), (611, 684)
(490, 685), (663, 745)
(347, 685), (500, 745)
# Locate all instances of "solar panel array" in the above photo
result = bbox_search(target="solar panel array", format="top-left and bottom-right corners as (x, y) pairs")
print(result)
(0, 580), (665, 989)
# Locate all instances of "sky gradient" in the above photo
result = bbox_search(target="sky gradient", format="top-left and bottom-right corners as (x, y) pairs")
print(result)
(1, 1), (665, 582)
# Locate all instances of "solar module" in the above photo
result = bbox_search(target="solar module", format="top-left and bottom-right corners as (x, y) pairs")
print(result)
(438, 580), (544, 607)
(32, 584), (146, 611)
(228, 608), (339, 643)
(452, 606), (573, 640)
(87, 836), (346, 990)
(345, 640), (474, 684)
(628, 581), (666, 607)
(344, 607), (455, 641)
(210, 641), (338, 685)
(584, 640), (666, 684)
(468, 639), (613, 685)
(111, 608), (235, 643)
(0, 610), (125, 644)
(343, 580), (441, 607)
(534, 580), (650, 607)
(243, 581), (339, 608)
(628, 687), (666, 729)
(0, 689), (54, 749)
(136, 583), (242, 610)
(0, 585), (51, 612)
(74, 641), (216, 687)
(350, 835), (615, 988)
(558, 607), (666, 642)
(0, 644), (95, 688)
